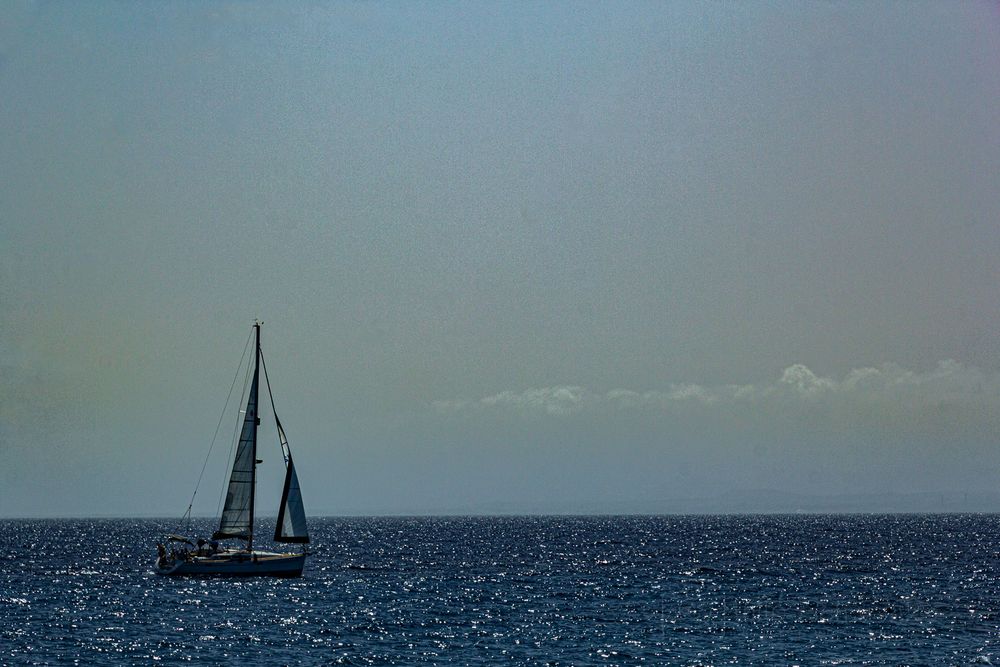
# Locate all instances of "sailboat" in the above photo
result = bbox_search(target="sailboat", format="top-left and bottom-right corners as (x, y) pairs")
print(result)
(155, 321), (310, 577)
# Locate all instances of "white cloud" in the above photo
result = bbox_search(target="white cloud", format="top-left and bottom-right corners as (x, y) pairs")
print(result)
(435, 385), (594, 416)
(778, 364), (836, 396)
(434, 360), (1000, 417)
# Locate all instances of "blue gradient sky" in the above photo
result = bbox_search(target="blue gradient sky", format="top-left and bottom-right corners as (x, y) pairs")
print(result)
(2, 2), (999, 516)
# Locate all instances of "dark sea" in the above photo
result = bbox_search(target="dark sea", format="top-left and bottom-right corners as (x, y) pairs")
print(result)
(2, 515), (1000, 665)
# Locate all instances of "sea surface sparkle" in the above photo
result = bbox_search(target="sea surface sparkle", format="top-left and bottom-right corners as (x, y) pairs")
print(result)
(2, 515), (999, 665)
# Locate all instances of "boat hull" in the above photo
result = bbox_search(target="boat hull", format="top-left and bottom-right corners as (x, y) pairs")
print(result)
(155, 550), (306, 577)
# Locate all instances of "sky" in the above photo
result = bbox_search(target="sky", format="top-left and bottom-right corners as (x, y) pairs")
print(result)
(2, 1), (1000, 517)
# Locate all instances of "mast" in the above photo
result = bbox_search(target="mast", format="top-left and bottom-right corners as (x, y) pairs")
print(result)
(248, 320), (260, 551)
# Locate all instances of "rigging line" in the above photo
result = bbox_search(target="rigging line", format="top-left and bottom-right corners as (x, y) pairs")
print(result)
(178, 328), (254, 533)
(259, 350), (289, 464)
(215, 334), (257, 526)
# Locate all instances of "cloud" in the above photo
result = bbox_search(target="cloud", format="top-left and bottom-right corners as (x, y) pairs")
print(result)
(433, 360), (1000, 417)
(434, 385), (595, 417)
(778, 364), (836, 396)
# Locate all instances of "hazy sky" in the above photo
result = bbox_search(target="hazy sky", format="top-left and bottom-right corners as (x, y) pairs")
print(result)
(2, 2), (999, 517)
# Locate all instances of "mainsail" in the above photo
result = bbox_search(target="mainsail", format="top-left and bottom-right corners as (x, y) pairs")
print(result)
(213, 352), (259, 541)
(274, 418), (309, 543)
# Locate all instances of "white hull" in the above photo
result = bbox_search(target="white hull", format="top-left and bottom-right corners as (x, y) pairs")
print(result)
(156, 550), (306, 577)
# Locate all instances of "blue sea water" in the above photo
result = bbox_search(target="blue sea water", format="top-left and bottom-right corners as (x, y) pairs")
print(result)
(2, 515), (1000, 665)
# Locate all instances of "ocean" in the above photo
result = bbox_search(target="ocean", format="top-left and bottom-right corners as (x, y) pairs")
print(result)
(2, 515), (999, 665)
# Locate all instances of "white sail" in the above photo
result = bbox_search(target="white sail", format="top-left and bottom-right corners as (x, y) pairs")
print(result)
(214, 368), (259, 540)
(274, 419), (309, 543)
